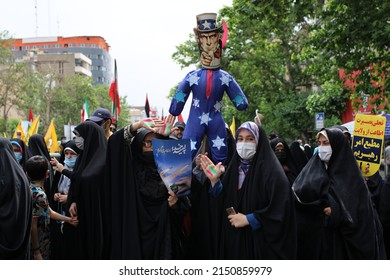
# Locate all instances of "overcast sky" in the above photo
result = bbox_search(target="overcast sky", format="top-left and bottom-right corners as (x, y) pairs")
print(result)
(0, 0), (233, 121)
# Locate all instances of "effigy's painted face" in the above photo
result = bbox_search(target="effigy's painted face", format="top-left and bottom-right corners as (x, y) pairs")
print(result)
(196, 30), (222, 69)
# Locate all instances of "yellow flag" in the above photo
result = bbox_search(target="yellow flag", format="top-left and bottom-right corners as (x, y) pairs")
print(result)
(44, 119), (61, 153)
(230, 116), (236, 138)
(27, 115), (40, 142)
(12, 120), (26, 142)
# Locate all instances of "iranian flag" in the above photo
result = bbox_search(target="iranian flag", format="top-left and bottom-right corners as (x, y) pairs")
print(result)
(109, 59), (120, 119)
(81, 97), (90, 122)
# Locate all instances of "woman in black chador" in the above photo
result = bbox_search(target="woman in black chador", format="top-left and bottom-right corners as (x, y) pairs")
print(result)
(0, 137), (32, 259)
(200, 121), (297, 259)
(10, 137), (29, 169)
(67, 121), (107, 259)
(292, 127), (386, 259)
(50, 140), (80, 259)
(106, 117), (189, 259)
(270, 137), (300, 186)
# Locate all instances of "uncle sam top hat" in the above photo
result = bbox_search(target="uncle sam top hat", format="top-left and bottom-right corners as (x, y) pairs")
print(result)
(194, 13), (222, 33)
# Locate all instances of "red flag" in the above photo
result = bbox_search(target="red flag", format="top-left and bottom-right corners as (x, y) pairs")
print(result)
(28, 108), (34, 123)
(109, 59), (120, 118)
(177, 113), (184, 122)
(145, 94), (150, 118)
(221, 19), (229, 48)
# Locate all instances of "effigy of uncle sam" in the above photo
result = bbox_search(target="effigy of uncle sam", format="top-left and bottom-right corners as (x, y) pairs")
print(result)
(169, 12), (248, 164)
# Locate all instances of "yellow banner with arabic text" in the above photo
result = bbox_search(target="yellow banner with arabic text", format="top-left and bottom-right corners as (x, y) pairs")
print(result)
(352, 114), (386, 177)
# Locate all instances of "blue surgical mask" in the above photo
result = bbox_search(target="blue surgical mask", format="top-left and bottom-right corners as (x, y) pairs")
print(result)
(14, 152), (23, 163)
(64, 156), (78, 168)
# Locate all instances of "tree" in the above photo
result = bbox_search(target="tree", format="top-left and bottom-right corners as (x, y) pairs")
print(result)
(0, 46), (31, 133)
(303, 0), (389, 111)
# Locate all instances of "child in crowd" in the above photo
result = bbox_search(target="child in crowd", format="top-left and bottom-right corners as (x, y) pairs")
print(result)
(25, 155), (78, 260)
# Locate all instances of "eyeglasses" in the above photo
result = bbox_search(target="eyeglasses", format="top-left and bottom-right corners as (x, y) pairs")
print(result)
(143, 140), (153, 148)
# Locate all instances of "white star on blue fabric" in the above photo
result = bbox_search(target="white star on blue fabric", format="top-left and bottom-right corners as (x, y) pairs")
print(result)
(187, 72), (200, 86)
(199, 112), (212, 126)
(190, 139), (197, 151)
(214, 101), (222, 112)
(174, 90), (186, 103)
(220, 73), (231, 86)
(233, 94), (245, 106)
(192, 98), (200, 108)
(202, 20), (212, 30)
(212, 136), (226, 150)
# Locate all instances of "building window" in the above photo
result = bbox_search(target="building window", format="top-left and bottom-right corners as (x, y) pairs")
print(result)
(75, 59), (82, 66)
(59, 62), (64, 74)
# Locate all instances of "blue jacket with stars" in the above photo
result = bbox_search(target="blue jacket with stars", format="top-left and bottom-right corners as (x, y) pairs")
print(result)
(169, 68), (248, 163)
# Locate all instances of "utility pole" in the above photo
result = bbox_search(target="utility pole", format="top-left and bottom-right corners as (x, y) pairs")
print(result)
(35, 0), (38, 37)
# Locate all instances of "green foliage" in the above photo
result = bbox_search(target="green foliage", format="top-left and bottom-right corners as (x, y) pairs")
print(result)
(0, 118), (19, 137)
(306, 81), (348, 118)
(0, 31), (14, 64)
(117, 95), (131, 129)
(305, 0), (389, 99)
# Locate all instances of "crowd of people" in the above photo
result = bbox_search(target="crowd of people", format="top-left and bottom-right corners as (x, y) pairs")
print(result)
(1, 107), (390, 260)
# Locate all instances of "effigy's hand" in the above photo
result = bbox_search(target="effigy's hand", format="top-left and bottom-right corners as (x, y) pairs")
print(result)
(200, 51), (212, 66)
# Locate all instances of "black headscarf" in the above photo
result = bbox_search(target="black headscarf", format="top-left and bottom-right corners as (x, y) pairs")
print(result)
(0, 137), (32, 259)
(289, 140), (309, 173)
(131, 129), (168, 201)
(27, 134), (54, 203)
(10, 138), (29, 169)
(270, 137), (300, 186)
(52, 140), (80, 188)
(67, 121), (107, 259)
(217, 122), (297, 259)
(293, 127), (384, 259)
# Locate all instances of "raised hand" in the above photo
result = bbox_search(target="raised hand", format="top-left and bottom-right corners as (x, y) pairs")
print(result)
(199, 154), (225, 186)
(140, 118), (165, 131)
(156, 114), (176, 136)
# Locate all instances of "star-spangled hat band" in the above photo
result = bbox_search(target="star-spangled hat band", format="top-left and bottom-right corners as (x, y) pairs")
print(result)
(194, 13), (222, 33)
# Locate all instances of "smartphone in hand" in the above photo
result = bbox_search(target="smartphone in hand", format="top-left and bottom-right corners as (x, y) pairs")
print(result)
(226, 207), (236, 215)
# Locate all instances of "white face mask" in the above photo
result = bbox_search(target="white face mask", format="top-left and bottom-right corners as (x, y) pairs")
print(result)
(318, 145), (332, 162)
(74, 136), (85, 150)
(236, 142), (257, 160)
